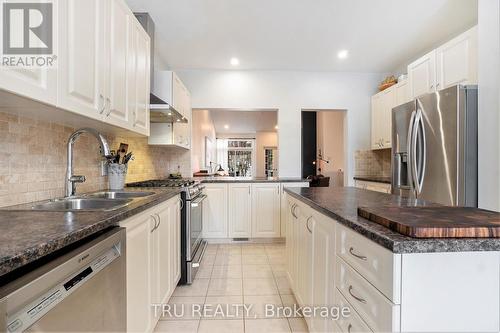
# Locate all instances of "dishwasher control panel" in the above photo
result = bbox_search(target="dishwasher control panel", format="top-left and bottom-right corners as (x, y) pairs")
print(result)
(7, 245), (120, 333)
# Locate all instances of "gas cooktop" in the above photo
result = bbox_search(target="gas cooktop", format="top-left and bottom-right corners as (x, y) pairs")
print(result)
(127, 179), (196, 188)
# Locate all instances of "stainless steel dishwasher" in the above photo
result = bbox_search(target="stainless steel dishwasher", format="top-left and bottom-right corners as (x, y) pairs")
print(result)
(0, 228), (126, 332)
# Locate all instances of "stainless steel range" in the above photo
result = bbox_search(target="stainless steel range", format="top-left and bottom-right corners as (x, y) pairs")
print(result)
(127, 179), (207, 284)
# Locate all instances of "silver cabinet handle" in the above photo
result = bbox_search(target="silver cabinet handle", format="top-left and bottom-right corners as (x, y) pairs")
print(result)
(349, 247), (367, 261)
(306, 216), (313, 233)
(347, 323), (353, 333)
(348, 285), (367, 304)
(150, 215), (158, 233)
(99, 94), (105, 114)
(179, 197), (184, 210)
(105, 98), (111, 116)
(155, 213), (161, 229)
(291, 204), (298, 219)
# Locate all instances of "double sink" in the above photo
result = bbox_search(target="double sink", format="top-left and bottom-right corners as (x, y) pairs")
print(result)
(27, 191), (156, 212)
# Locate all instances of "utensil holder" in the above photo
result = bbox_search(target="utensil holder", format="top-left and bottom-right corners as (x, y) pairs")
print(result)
(108, 163), (128, 190)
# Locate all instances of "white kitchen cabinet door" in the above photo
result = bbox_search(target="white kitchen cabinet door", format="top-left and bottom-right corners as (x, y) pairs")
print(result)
(285, 197), (296, 288)
(0, 2), (58, 106)
(310, 213), (336, 333)
(408, 50), (436, 99)
(129, 20), (150, 135)
(252, 183), (281, 237)
(106, 0), (131, 128)
(57, 0), (103, 119)
(280, 182), (309, 237)
(436, 26), (478, 90)
(297, 211), (314, 311)
(203, 184), (228, 238)
(156, 204), (172, 305)
(371, 93), (383, 149)
(395, 80), (411, 106)
(381, 87), (396, 148)
(172, 198), (181, 283)
(124, 213), (153, 333)
(228, 184), (252, 238)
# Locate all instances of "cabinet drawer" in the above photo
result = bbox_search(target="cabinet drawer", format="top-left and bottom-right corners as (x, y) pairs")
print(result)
(336, 257), (400, 332)
(335, 289), (372, 333)
(336, 223), (401, 303)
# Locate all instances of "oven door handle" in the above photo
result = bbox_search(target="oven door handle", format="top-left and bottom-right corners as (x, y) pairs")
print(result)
(190, 194), (207, 207)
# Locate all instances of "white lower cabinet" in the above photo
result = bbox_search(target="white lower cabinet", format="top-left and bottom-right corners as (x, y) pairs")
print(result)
(120, 195), (181, 332)
(280, 182), (310, 237)
(202, 184), (229, 238)
(123, 213), (152, 333)
(310, 211), (336, 333)
(203, 182), (307, 239)
(228, 184), (252, 237)
(286, 196), (500, 333)
(252, 183), (280, 237)
(354, 180), (391, 194)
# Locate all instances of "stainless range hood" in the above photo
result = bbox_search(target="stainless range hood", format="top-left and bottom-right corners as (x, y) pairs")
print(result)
(134, 12), (187, 124)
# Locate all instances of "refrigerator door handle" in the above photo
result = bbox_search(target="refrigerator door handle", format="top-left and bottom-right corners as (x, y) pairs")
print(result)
(412, 109), (425, 194)
(416, 111), (426, 193)
(407, 110), (417, 192)
(411, 110), (420, 195)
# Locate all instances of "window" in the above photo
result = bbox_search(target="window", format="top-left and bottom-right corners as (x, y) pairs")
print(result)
(216, 139), (256, 177)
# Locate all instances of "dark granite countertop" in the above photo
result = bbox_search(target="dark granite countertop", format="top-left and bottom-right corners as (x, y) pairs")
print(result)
(284, 187), (500, 253)
(0, 188), (182, 278)
(353, 176), (392, 184)
(199, 176), (310, 183)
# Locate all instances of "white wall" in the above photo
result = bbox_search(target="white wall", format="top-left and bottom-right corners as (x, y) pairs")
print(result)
(191, 109), (216, 172)
(478, 0), (500, 211)
(256, 131), (278, 177)
(177, 70), (381, 183)
(317, 110), (346, 186)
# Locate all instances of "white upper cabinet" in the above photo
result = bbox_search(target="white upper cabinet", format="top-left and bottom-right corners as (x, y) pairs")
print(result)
(408, 26), (478, 99)
(228, 184), (252, 238)
(395, 79), (410, 106)
(0, 0), (58, 106)
(57, 0), (103, 118)
(129, 19), (150, 136)
(408, 49), (436, 99)
(436, 26), (478, 90)
(252, 183), (281, 237)
(105, 0), (131, 127)
(150, 71), (191, 148)
(0, 0), (150, 136)
(371, 88), (393, 150)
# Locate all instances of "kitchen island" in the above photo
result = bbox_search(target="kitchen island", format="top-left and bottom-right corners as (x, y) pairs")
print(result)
(283, 186), (500, 332)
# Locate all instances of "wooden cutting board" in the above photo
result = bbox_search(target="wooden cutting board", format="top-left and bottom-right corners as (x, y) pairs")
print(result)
(358, 206), (500, 238)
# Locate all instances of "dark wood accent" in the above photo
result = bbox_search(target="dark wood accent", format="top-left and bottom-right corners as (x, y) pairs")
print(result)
(358, 206), (500, 238)
(301, 111), (317, 179)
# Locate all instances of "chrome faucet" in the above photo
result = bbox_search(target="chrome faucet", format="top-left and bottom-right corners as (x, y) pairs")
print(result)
(65, 128), (112, 197)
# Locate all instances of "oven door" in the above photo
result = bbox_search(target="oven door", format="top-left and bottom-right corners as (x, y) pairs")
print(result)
(186, 194), (206, 261)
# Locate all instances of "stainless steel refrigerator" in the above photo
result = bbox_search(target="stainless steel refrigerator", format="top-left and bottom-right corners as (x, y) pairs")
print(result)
(391, 85), (478, 206)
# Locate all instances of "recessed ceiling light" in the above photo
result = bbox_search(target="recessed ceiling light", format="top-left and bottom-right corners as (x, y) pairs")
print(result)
(224, 124), (229, 129)
(167, 112), (172, 116)
(230, 57), (239, 66)
(337, 49), (349, 59)
(275, 125), (279, 129)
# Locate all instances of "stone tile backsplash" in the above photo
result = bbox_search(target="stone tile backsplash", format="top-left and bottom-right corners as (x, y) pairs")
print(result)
(355, 148), (391, 178)
(0, 111), (191, 207)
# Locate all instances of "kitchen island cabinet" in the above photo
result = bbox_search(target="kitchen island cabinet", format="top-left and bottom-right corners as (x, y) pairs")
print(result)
(284, 187), (500, 333)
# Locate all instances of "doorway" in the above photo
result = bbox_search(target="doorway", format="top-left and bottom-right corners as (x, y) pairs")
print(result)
(301, 109), (347, 187)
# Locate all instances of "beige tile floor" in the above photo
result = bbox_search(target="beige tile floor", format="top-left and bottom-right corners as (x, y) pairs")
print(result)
(154, 243), (308, 333)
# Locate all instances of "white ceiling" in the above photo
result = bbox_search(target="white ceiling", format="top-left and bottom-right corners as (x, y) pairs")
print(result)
(205, 109), (278, 134)
(126, 0), (477, 72)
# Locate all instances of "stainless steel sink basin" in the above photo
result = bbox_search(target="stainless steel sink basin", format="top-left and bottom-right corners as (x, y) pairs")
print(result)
(30, 198), (133, 211)
(85, 191), (156, 199)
